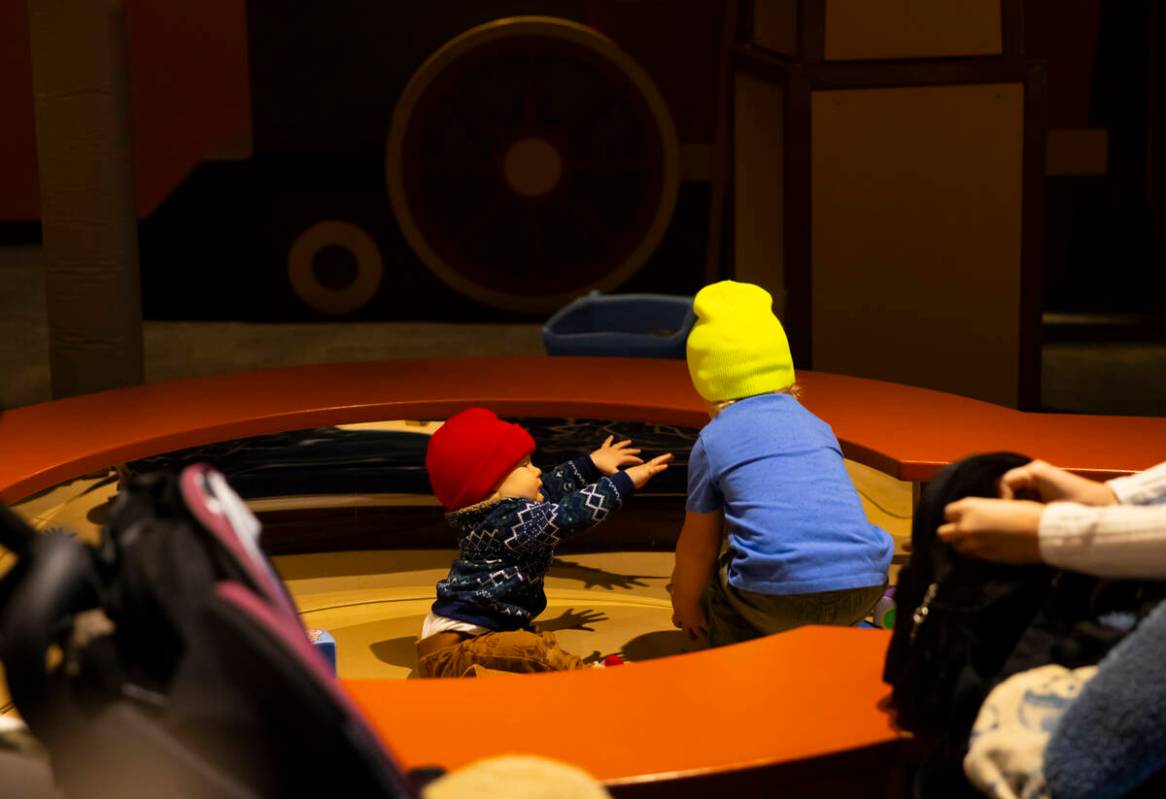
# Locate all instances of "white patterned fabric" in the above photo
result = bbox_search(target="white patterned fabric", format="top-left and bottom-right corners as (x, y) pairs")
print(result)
(420, 611), (488, 640)
(965, 664), (1097, 799)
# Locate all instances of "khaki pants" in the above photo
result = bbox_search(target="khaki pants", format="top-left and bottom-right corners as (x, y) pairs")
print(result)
(704, 555), (886, 648)
(416, 630), (590, 678)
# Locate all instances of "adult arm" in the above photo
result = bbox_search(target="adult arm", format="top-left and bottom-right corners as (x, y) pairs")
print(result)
(940, 498), (1166, 578)
(999, 459), (1166, 507)
(1030, 459), (1166, 577)
(940, 460), (1166, 575)
(1106, 461), (1166, 507)
(1038, 502), (1166, 578)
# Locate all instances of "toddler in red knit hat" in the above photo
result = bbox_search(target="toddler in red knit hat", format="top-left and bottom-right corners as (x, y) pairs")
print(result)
(418, 407), (672, 677)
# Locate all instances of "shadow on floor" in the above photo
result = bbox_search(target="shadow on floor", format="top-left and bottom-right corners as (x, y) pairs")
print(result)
(549, 557), (662, 591)
(536, 607), (610, 632)
(618, 629), (706, 662)
(370, 635), (418, 677)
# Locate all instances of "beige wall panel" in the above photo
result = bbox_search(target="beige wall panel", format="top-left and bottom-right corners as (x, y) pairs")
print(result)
(733, 73), (786, 315)
(753, 0), (799, 57)
(824, 0), (1002, 60)
(810, 83), (1024, 407)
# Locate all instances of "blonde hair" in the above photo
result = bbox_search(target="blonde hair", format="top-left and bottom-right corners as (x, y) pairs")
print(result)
(708, 383), (803, 417)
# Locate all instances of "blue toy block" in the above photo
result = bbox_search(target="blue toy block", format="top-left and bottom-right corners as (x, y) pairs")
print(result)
(307, 627), (336, 675)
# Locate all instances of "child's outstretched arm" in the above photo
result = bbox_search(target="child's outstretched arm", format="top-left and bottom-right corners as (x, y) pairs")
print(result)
(590, 436), (644, 475)
(506, 453), (672, 554)
(538, 436), (649, 503)
(537, 455), (606, 504)
(670, 510), (723, 639)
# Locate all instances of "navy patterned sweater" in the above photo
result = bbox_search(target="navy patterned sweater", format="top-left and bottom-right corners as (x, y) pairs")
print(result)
(430, 455), (635, 631)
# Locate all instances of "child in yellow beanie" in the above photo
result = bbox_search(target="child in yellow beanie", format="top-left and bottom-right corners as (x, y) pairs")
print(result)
(670, 280), (893, 646)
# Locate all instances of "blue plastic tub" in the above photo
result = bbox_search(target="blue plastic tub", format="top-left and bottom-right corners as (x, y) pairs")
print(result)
(542, 291), (695, 359)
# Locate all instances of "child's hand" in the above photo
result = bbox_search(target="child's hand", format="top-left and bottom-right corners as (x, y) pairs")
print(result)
(590, 435), (644, 475)
(671, 597), (707, 640)
(625, 453), (673, 489)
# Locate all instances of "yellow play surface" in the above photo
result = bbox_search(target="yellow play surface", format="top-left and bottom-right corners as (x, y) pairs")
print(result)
(1, 453), (910, 715)
(280, 549), (694, 680)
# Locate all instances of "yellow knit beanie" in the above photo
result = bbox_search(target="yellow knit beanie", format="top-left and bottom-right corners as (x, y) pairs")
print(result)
(686, 280), (795, 401)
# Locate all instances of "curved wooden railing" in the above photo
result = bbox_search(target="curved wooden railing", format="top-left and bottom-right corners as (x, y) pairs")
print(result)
(2, 357), (1164, 794)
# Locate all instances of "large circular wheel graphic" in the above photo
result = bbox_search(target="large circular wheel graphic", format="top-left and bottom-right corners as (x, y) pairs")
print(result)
(387, 16), (680, 313)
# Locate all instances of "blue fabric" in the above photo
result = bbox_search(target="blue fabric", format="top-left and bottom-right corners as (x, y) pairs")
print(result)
(686, 393), (893, 595)
(310, 628), (337, 676)
(431, 456), (634, 631)
(1044, 598), (1166, 799)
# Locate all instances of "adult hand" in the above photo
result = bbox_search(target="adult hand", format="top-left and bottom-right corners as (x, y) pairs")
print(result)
(671, 598), (708, 640)
(937, 497), (1045, 564)
(590, 435), (644, 475)
(999, 459), (1118, 505)
(624, 453), (673, 489)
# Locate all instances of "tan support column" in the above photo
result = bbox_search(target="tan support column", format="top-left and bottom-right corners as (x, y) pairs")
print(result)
(27, 0), (144, 398)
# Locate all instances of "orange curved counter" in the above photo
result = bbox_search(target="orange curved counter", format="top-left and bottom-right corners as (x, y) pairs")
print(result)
(348, 625), (898, 794)
(3, 356), (1163, 504)
(2, 356), (1164, 793)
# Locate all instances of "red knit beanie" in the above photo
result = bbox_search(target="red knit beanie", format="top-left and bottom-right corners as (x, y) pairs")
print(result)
(426, 408), (536, 511)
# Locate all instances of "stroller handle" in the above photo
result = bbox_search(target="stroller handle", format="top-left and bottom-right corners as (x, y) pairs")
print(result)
(0, 502), (35, 557)
(0, 533), (98, 740)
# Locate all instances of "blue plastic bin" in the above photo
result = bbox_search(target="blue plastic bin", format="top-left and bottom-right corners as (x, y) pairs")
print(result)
(542, 291), (695, 359)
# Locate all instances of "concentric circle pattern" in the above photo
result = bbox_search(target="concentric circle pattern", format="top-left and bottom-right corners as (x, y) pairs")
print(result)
(387, 17), (679, 313)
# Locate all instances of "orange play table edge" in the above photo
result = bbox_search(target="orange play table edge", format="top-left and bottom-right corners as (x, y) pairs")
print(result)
(2, 356), (1164, 505)
(2, 356), (1164, 789)
(343, 626), (897, 786)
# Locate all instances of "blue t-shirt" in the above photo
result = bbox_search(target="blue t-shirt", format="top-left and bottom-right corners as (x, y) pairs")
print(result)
(686, 393), (893, 595)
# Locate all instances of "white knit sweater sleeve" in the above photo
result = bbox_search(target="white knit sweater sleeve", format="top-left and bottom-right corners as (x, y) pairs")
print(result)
(1106, 461), (1166, 506)
(1039, 501), (1166, 578)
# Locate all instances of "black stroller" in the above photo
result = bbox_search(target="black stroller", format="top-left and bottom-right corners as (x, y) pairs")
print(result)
(0, 464), (423, 798)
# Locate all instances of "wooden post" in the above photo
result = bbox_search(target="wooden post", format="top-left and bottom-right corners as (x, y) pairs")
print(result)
(27, 0), (144, 398)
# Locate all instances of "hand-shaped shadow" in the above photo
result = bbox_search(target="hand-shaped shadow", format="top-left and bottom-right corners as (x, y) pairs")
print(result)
(549, 557), (659, 590)
(537, 607), (609, 632)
